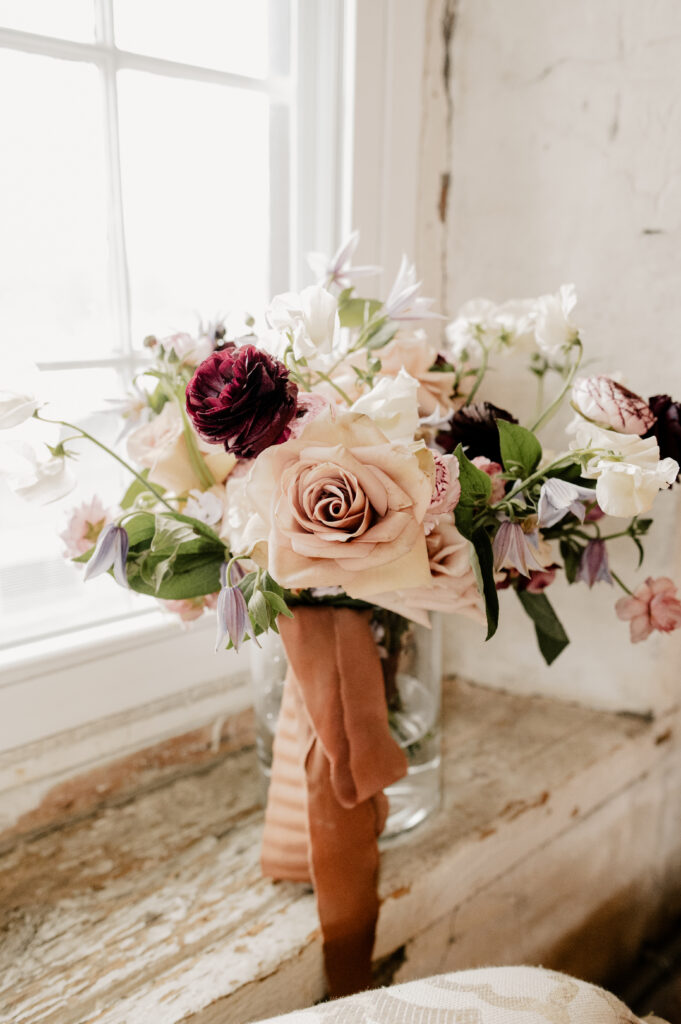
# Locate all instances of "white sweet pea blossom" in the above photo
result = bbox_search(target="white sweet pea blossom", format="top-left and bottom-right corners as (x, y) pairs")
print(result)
(533, 283), (579, 356)
(184, 488), (224, 525)
(0, 440), (75, 504)
(307, 230), (379, 290)
(384, 256), (441, 322)
(569, 418), (678, 517)
(350, 368), (420, 443)
(1, 356), (40, 428)
(265, 285), (342, 363)
(445, 298), (536, 362)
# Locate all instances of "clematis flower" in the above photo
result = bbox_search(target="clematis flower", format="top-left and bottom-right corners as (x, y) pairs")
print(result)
(492, 520), (548, 577)
(537, 477), (596, 528)
(572, 376), (655, 435)
(83, 524), (129, 587)
(350, 368), (420, 443)
(615, 577), (681, 643)
(265, 285), (342, 362)
(646, 395), (681, 477)
(60, 497), (111, 558)
(569, 419), (678, 517)
(384, 256), (441, 322)
(533, 284), (579, 356)
(307, 230), (379, 290)
(186, 345), (298, 460)
(576, 540), (613, 588)
(215, 563), (250, 651)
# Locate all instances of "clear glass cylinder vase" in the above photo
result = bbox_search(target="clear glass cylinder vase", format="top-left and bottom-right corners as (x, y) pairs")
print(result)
(249, 611), (442, 838)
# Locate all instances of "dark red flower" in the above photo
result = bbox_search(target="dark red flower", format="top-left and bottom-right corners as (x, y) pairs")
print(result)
(646, 395), (681, 481)
(186, 344), (298, 459)
(436, 401), (518, 464)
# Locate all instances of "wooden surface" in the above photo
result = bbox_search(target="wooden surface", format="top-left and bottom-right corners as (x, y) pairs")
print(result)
(1, 678), (680, 1024)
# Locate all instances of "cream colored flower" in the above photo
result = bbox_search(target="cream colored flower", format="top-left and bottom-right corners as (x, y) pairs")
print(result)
(350, 368), (420, 443)
(245, 410), (434, 598)
(265, 284), (342, 364)
(533, 283), (579, 356)
(127, 402), (235, 494)
(369, 519), (485, 627)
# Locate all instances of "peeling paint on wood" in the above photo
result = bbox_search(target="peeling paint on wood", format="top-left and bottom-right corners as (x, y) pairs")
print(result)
(1, 679), (678, 1023)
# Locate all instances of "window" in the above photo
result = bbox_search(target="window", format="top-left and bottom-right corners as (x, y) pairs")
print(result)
(0, 0), (348, 660)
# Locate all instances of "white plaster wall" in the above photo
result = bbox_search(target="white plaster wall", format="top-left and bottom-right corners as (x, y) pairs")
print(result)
(419, 0), (681, 712)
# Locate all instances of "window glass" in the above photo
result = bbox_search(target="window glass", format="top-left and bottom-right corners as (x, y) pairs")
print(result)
(0, 0), (94, 41)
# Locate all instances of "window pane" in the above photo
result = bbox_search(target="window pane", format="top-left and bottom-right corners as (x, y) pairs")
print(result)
(0, 370), (156, 649)
(0, 0), (94, 40)
(117, 71), (270, 344)
(0, 51), (115, 363)
(113, 0), (269, 79)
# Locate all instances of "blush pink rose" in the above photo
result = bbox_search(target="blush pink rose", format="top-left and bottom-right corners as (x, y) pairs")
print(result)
(368, 518), (485, 627)
(615, 576), (681, 643)
(246, 411), (434, 599)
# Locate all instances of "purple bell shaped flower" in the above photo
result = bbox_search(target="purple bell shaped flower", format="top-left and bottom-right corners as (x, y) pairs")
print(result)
(576, 539), (613, 588)
(83, 523), (129, 587)
(215, 561), (249, 652)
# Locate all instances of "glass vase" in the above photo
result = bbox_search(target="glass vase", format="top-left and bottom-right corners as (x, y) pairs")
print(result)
(249, 611), (442, 838)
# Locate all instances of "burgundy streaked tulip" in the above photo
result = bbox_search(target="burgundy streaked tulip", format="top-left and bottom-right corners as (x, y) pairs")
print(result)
(572, 376), (656, 435)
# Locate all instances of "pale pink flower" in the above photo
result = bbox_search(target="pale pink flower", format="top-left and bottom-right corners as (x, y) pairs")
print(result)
(492, 520), (548, 577)
(572, 376), (656, 435)
(162, 596), (209, 624)
(471, 456), (506, 503)
(525, 566), (558, 594)
(615, 577), (681, 643)
(60, 497), (111, 558)
(424, 453), (461, 534)
(287, 393), (330, 439)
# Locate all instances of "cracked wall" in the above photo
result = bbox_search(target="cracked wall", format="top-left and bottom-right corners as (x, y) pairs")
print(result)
(417, 0), (681, 712)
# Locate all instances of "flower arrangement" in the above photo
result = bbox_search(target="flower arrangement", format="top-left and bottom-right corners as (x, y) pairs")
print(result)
(4, 230), (681, 995)
(3, 231), (681, 655)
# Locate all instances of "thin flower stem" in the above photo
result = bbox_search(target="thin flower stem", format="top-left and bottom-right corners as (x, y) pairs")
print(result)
(611, 571), (634, 596)
(178, 401), (216, 489)
(312, 370), (352, 405)
(34, 410), (178, 515)
(528, 338), (583, 433)
(465, 344), (490, 404)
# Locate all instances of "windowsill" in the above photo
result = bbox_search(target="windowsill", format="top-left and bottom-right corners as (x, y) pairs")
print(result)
(2, 678), (680, 1024)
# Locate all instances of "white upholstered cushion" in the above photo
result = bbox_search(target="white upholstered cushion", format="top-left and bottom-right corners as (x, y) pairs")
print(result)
(255, 966), (669, 1023)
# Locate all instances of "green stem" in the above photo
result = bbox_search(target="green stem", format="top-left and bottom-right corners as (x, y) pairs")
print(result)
(34, 410), (178, 515)
(312, 370), (352, 405)
(465, 344), (490, 404)
(178, 401), (216, 489)
(611, 571), (634, 596)
(528, 339), (583, 433)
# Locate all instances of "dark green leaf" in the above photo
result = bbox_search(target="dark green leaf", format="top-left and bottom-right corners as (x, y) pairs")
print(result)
(453, 445), (492, 541)
(264, 590), (294, 618)
(559, 539), (583, 585)
(469, 529), (499, 640)
(248, 590), (270, 632)
(497, 420), (542, 478)
(633, 536), (645, 568)
(127, 555), (222, 598)
(517, 590), (570, 665)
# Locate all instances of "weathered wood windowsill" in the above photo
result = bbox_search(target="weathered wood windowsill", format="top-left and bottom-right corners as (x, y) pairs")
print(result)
(2, 678), (681, 1024)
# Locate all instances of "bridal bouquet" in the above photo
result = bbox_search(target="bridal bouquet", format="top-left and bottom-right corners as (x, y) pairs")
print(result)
(5, 232), (681, 657)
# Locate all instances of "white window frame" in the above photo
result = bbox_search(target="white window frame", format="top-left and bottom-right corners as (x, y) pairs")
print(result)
(0, 0), (427, 761)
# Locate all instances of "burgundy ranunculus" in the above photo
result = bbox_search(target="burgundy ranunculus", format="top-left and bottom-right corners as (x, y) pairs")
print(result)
(646, 395), (681, 480)
(436, 401), (518, 464)
(186, 344), (298, 459)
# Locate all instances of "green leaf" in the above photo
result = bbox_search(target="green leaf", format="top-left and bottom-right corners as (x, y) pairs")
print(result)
(516, 590), (570, 665)
(497, 420), (542, 478)
(337, 297), (382, 328)
(248, 590), (270, 632)
(123, 512), (157, 548)
(264, 590), (294, 618)
(120, 469), (163, 510)
(127, 554), (222, 598)
(365, 320), (397, 351)
(559, 539), (582, 584)
(453, 445), (492, 541)
(469, 529), (499, 640)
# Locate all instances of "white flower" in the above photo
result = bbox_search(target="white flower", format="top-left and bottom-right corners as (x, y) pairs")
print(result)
(0, 440), (75, 503)
(220, 467), (268, 558)
(265, 285), (341, 362)
(445, 300), (496, 361)
(0, 356), (40, 428)
(307, 230), (379, 290)
(533, 283), (579, 356)
(184, 488), (224, 525)
(569, 418), (678, 517)
(160, 331), (213, 366)
(384, 256), (441, 322)
(350, 368), (420, 443)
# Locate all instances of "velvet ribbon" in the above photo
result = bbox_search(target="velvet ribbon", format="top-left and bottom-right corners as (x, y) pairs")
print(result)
(260, 606), (408, 996)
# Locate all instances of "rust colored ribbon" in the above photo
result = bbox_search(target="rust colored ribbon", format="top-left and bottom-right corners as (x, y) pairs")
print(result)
(260, 606), (408, 996)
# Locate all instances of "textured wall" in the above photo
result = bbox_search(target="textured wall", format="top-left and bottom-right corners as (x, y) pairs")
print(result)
(418, 0), (681, 711)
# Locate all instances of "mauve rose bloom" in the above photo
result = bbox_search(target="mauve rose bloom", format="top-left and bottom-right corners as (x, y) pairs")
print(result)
(615, 576), (681, 643)
(186, 344), (298, 459)
(647, 395), (681, 479)
(572, 376), (656, 435)
(245, 411), (434, 600)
